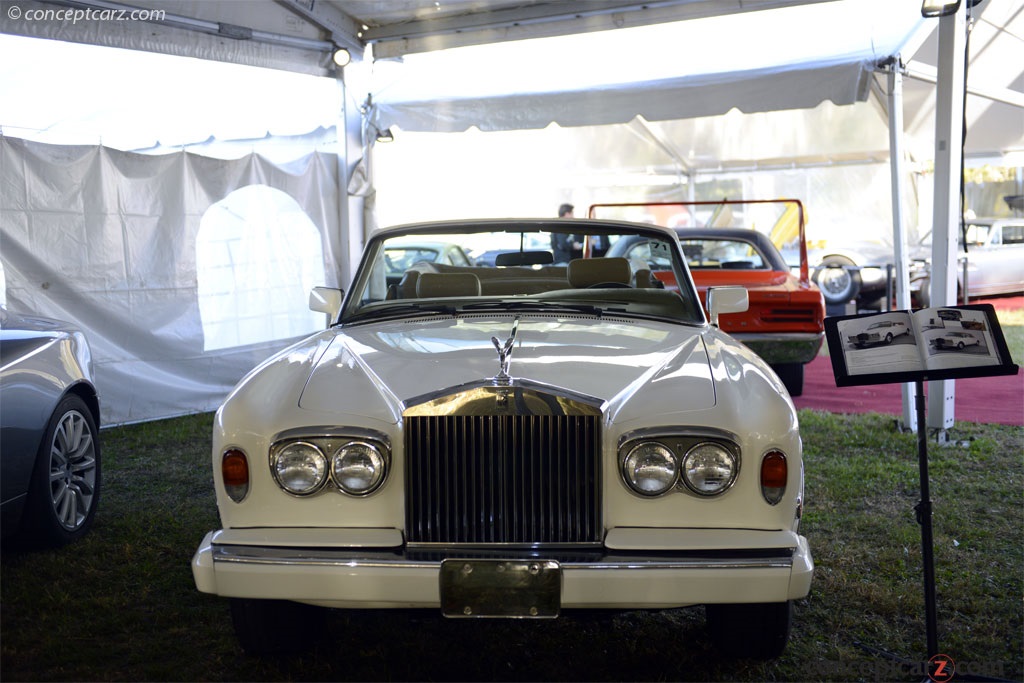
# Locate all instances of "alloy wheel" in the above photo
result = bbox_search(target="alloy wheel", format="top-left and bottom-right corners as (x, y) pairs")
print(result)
(47, 409), (98, 532)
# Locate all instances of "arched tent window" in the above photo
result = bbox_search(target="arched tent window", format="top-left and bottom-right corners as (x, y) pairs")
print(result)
(197, 185), (325, 351)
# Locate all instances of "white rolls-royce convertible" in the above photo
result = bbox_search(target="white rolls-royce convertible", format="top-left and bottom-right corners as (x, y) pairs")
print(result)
(192, 219), (813, 659)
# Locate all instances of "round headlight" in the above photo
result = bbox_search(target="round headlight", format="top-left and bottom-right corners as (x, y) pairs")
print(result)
(622, 442), (679, 496)
(332, 442), (386, 496)
(681, 442), (738, 496)
(273, 441), (328, 495)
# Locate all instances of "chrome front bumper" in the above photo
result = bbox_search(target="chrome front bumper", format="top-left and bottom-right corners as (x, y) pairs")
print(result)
(192, 527), (814, 610)
(735, 332), (824, 365)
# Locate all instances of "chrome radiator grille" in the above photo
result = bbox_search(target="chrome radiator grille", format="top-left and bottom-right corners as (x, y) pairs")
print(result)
(404, 414), (601, 545)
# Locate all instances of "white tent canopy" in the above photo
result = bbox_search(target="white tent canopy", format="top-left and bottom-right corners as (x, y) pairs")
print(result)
(361, 0), (1022, 167)
(365, 0), (922, 133)
(1, 0), (1019, 160)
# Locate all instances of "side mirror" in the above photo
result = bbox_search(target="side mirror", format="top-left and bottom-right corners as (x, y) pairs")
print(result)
(309, 287), (343, 319)
(707, 286), (748, 327)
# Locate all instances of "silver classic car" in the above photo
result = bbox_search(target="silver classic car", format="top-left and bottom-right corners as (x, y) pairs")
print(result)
(192, 219), (813, 659)
(912, 218), (1024, 306)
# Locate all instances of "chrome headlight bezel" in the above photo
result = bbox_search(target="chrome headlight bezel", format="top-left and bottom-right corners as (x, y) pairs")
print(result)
(270, 430), (391, 498)
(680, 441), (739, 496)
(270, 440), (329, 496)
(621, 441), (680, 497)
(618, 430), (741, 499)
(331, 441), (387, 496)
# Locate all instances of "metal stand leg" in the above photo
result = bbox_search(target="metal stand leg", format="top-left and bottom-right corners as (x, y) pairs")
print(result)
(914, 379), (940, 659)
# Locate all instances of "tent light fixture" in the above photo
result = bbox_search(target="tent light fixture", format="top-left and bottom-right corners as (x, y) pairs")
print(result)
(332, 47), (352, 68)
(375, 127), (394, 143)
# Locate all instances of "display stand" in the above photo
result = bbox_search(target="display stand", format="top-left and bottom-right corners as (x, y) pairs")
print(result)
(824, 303), (1019, 677)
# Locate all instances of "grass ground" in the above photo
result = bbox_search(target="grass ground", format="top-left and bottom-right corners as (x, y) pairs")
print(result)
(2, 408), (1020, 682)
(997, 307), (1024, 365)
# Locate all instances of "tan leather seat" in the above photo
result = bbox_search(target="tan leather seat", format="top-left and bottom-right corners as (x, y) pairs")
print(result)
(633, 268), (655, 288)
(396, 270), (420, 298)
(567, 257), (633, 288)
(415, 272), (482, 298)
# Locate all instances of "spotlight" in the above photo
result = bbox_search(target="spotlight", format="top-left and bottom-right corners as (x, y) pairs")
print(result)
(921, 0), (982, 17)
(332, 47), (351, 67)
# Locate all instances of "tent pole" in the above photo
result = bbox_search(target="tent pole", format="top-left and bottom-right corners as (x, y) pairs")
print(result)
(926, 1), (968, 434)
(337, 72), (365, 288)
(885, 58), (919, 433)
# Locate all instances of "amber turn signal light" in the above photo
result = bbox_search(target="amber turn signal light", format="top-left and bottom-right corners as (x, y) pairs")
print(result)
(222, 448), (250, 503)
(760, 450), (787, 505)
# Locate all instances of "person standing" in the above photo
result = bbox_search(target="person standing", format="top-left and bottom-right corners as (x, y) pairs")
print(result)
(552, 204), (582, 262)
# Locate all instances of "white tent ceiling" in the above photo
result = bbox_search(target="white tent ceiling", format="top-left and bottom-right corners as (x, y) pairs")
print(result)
(1, 0), (1020, 164)
(364, 0), (918, 131)
(0, 0), (838, 76)
(1, 0), (839, 72)
(357, 0), (1022, 167)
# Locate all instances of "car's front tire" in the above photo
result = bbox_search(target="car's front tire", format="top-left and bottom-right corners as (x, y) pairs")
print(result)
(230, 598), (325, 656)
(706, 601), (792, 659)
(22, 394), (100, 547)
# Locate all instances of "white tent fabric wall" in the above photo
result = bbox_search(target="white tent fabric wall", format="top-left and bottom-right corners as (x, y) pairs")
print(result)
(0, 137), (342, 425)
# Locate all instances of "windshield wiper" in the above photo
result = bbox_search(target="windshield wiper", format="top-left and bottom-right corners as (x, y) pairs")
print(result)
(459, 300), (604, 317)
(344, 302), (457, 324)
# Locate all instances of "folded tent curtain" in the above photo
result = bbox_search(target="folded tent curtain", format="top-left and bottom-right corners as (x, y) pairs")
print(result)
(0, 136), (342, 425)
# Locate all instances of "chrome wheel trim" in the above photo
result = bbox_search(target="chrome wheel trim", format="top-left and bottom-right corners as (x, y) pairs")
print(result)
(819, 267), (852, 298)
(48, 409), (98, 531)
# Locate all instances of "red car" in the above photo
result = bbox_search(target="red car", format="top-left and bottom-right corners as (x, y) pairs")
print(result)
(595, 200), (824, 396)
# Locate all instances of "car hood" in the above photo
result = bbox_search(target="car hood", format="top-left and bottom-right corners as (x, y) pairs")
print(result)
(297, 316), (715, 423)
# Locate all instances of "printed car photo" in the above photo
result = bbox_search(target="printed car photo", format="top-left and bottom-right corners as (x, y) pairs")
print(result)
(846, 320), (910, 348)
(192, 219), (813, 660)
(1, 309), (101, 547)
(592, 200), (825, 396)
(930, 330), (981, 351)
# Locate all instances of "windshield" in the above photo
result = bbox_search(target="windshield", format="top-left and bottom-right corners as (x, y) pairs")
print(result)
(340, 222), (704, 326)
(588, 200), (805, 251)
(587, 199), (810, 283)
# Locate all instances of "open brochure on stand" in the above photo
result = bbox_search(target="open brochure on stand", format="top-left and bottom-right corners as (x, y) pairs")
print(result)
(825, 304), (1019, 387)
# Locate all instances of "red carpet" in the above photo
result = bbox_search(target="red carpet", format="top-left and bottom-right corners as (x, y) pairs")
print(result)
(793, 296), (1023, 426)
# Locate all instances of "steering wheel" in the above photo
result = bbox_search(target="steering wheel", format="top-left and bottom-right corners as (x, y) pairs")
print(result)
(587, 282), (632, 289)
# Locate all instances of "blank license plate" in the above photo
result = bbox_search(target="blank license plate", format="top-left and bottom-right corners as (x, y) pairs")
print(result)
(440, 559), (561, 618)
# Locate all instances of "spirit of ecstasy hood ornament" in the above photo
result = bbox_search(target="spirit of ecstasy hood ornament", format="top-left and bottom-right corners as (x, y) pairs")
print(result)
(490, 317), (520, 386)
